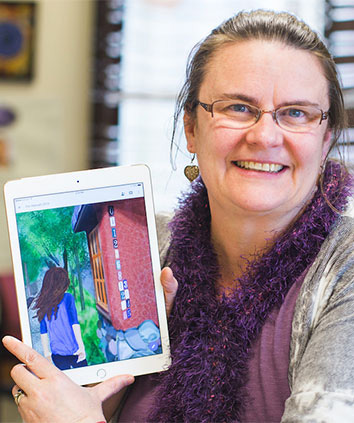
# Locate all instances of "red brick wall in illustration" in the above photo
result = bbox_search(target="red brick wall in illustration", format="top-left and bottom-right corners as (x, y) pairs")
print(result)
(94, 197), (158, 331)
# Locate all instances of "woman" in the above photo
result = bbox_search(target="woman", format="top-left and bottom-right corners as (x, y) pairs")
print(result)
(34, 267), (87, 370)
(3, 9), (354, 423)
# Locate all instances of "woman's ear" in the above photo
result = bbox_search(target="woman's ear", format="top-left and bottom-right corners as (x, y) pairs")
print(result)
(322, 129), (332, 162)
(183, 112), (196, 154)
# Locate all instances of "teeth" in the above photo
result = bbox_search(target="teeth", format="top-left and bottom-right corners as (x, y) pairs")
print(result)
(235, 161), (284, 173)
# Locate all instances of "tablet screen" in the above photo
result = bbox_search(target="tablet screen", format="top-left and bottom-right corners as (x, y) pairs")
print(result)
(13, 181), (163, 372)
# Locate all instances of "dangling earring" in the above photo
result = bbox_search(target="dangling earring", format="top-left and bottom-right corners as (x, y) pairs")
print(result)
(184, 153), (199, 182)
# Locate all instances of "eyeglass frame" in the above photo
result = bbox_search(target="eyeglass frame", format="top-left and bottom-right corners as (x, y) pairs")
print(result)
(196, 100), (329, 133)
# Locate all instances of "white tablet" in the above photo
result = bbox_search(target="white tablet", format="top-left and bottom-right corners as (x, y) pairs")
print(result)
(4, 164), (171, 385)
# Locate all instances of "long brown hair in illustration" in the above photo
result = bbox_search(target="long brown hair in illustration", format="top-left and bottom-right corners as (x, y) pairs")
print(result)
(34, 267), (71, 322)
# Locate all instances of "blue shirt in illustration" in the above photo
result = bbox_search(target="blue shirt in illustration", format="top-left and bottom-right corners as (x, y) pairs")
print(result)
(40, 292), (79, 356)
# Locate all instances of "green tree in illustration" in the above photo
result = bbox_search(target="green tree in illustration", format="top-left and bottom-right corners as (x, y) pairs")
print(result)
(16, 206), (90, 310)
(17, 206), (103, 365)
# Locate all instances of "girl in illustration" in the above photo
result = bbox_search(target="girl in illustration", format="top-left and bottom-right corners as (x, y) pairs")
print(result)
(34, 266), (87, 370)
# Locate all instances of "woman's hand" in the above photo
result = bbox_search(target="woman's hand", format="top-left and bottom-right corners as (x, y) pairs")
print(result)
(160, 266), (178, 317)
(2, 269), (176, 423)
(2, 336), (134, 423)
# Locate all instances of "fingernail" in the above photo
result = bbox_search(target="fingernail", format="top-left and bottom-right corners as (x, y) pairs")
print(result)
(2, 335), (14, 344)
(126, 375), (135, 384)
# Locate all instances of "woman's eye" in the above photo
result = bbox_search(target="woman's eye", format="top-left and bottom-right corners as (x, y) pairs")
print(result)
(229, 104), (251, 113)
(215, 101), (256, 118)
(285, 108), (305, 118)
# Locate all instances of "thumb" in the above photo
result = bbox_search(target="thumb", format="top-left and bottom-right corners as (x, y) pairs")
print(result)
(160, 267), (178, 317)
(92, 374), (135, 403)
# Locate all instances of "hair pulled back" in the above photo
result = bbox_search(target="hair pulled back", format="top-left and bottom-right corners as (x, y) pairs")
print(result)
(173, 9), (347, 156)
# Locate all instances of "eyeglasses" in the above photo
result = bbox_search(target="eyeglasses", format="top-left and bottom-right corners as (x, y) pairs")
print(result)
(197, 100), (329, 133)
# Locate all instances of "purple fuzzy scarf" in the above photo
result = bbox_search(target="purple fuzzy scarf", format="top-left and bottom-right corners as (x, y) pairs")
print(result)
(149, 161), (352, 423)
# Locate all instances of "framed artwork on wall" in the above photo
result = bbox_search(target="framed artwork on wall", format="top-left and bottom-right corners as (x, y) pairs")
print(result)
(0, 2), (36, 81)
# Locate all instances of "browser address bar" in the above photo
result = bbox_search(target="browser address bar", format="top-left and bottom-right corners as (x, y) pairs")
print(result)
(14, 182), (144, 213)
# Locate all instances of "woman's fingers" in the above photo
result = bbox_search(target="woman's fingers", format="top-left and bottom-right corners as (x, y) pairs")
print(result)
(2, 336), (59, 380)
(92, 374), (134, 403)
(160, 267), (178, 317)
(10, 362), (41, 395)
(2, 336), (133, 423)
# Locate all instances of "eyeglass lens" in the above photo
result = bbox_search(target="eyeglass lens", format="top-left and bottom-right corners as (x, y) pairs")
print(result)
(211, 101), (324, 132)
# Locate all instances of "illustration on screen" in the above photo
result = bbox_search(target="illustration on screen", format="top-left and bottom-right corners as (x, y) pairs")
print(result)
(16, 196), (162, 370)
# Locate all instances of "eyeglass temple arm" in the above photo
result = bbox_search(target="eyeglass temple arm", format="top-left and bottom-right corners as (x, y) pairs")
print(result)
(320, 111), (329, 124)
(198, 101), (213, 113)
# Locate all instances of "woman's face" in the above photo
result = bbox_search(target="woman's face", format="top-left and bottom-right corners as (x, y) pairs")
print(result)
(184, 40), (331, 222)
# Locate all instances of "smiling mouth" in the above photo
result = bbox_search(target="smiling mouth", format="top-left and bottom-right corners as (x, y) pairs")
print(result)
(233, 160), (285, 173)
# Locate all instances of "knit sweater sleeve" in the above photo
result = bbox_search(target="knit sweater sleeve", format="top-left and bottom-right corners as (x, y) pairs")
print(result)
(282, 216), (354, 422)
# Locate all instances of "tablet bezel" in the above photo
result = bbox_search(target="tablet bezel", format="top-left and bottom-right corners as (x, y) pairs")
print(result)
(4, 164), (171, 385)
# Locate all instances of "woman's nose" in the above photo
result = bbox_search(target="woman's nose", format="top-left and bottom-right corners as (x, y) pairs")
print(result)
(244, 112), (283, 148)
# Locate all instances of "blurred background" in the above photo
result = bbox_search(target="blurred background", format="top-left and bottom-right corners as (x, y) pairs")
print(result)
(0, 0), (353, 421)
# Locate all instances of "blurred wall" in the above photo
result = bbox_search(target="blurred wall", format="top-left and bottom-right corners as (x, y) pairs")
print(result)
(0, 0), (94, 272)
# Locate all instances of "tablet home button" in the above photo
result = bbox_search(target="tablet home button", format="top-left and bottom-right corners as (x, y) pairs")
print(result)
(97, 369), (106, 379)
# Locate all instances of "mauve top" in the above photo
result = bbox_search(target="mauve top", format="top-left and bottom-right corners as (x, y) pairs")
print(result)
(117, 275), (304, 423)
